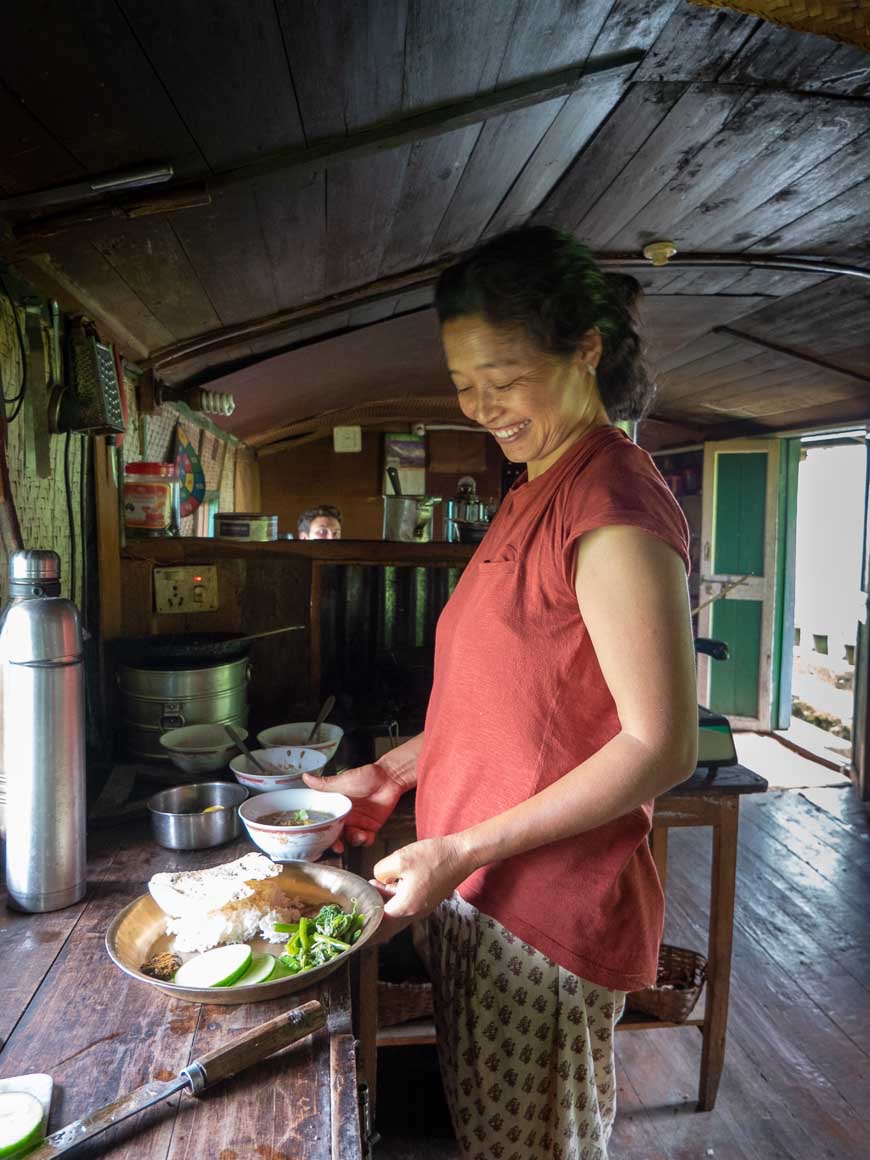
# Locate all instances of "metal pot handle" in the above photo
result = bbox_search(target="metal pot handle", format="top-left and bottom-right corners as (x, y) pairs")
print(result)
(160, 702), (186, 729)
(245, 662), (254, 683)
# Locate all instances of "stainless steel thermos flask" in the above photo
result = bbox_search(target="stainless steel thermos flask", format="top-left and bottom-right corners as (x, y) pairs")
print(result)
(1, 550), (87, 911)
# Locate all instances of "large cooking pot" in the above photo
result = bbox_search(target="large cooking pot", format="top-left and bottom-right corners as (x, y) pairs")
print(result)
(110, 624), (305, 667)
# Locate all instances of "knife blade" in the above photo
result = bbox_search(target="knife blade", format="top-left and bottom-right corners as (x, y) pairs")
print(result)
(28, 999), (325, 1157)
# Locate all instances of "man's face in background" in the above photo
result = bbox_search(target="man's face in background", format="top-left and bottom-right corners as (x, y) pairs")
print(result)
(302, 516), (342, 539)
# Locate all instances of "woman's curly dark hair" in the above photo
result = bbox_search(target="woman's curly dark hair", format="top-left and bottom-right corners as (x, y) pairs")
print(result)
(434, 226), (654, 421)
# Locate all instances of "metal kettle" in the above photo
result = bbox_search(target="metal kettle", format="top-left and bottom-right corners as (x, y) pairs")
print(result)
(1, 550), (86, 912)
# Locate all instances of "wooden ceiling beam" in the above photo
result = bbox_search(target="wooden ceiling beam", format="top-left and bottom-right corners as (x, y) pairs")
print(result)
(5, 51), (643, 252)
(148, 252), (870, 377)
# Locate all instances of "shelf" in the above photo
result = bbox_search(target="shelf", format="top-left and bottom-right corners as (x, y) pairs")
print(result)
(122, 536), (476, 567)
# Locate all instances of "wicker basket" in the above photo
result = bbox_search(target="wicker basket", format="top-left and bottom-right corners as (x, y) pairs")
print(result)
(689, 0), (870, 50)
(625, 944), (707, 1023)
(377, 979), (434, 1028)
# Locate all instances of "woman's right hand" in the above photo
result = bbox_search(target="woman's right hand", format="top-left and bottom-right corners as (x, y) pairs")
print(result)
(302, 762), (406, 849)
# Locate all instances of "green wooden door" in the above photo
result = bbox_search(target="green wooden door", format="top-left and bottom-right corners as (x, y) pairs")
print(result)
(698, 440), (783, 731)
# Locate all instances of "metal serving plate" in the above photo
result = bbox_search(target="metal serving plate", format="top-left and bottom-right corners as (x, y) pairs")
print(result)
(105, 861), (383, 1005)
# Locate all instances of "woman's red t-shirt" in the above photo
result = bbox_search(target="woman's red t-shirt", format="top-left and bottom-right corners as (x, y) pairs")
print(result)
(415, 425), (690, 991)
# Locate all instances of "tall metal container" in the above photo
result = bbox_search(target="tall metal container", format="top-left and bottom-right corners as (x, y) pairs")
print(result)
(1, 550), (87, 912)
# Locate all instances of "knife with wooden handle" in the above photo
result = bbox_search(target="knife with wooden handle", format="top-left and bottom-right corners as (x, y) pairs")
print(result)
(27, 1000), (325, 1157)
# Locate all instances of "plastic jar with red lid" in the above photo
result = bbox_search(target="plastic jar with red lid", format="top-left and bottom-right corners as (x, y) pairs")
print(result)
(123, 462), (181, 537)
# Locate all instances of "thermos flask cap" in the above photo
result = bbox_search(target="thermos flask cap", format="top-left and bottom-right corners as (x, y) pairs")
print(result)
(9, 550), (62, 597)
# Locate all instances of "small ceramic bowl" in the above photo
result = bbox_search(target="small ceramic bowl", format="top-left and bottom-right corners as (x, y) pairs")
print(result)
(159, 723), (248, 775)
(256, 721), (343, 762)
(229, 746), (329, 793)
(239, 787), (352, 862)
(148, 781), (248, 850)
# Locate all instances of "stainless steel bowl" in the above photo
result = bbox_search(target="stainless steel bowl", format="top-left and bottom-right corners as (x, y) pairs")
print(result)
(147, 781), (248, 850)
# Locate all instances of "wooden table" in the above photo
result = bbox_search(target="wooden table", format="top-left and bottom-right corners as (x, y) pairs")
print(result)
(0, 825), (362, 1159)
(353, 762), (767, 1116)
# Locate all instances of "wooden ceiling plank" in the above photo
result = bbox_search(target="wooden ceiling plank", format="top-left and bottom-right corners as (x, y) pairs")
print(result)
(652, 330), (743, 375)
(276, 0), (407, 140)
(483, 65), (634, 238)
(89, 216), (221, 339)
(495, 0), (613, 84)
(661, 349), (796, 402)
(592, 0), (684, 56)
(695, 375), (870, 418)
(428, 98), (567, 256)
(658, 340), (768, 393)
(0, 84), (84, 197)
(248, 313), (352, 355)
(729, 277), (870, 374)
(720, 21), (870, 97)
(0, 0), (205, 179)
(325, 148), (413, 294)
(674, 104), (870, 252)
(715, 269), (832, 298)
(169, 188), (278, 326)
(707, 396), (870, 436)
(721, 133), (870, 253)
(655, 268), (748, 295)
(715, 326), (870, 387)
(379, 126), (482, 275)
(631, 2), (758, 82)
(535, 81), (686, 233)
(402, 0), (521, 110)
(575, 84), (746, 247)
(755, 177), (870, 260)
(392, 287), (434, 314)
(116, 0), (304, 169)
(255, 170), (327, 308)
(607, 87), (811, 251)
(19, 241), (172, 359)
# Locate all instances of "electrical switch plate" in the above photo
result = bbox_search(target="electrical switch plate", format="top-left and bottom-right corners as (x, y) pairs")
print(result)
(154, 565), (219, 613)
(333, 425), (362, 452)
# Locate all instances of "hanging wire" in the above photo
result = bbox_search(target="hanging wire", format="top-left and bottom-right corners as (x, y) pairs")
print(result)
(0, 268), (28, 421)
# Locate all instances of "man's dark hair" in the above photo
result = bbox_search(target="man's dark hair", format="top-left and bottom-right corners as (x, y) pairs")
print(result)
(298, 504), (342, 535)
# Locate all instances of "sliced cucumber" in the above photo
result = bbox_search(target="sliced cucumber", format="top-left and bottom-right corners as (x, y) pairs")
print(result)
(174, 944), (252, 989)
(234, 953), (278, 987)
(265, 957), (293, 981)
(0, 1091), (44, 1158)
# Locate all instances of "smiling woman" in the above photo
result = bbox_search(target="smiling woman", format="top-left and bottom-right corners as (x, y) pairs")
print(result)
(304, 226), (698, 1160)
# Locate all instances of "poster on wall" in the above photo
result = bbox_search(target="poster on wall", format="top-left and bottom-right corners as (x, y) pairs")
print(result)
(383, 432), (426, 496)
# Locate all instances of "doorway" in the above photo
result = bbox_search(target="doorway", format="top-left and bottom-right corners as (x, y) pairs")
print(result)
(784, 432), (867, 770)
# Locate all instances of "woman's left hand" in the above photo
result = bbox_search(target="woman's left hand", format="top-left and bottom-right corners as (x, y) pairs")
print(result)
(372, 835), (472, 927)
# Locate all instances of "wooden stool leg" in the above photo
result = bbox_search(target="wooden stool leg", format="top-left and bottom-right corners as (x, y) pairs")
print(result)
(698, 798), (739, 1111)
(650, 825), (669, 893)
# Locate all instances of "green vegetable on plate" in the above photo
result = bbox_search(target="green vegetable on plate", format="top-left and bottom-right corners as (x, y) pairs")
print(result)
(273, 901), (366, 976)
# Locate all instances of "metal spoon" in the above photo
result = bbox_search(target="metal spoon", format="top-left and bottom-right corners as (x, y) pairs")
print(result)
(224, 724), (274, 774)
(305, 694), (336, 744)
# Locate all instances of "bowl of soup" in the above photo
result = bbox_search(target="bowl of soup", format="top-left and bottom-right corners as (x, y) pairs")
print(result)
(256, 722), (344, 763)
(239, 787), (352, 861)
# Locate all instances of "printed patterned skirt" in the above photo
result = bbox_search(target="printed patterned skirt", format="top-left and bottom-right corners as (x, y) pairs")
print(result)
(424, 893), (625, 1160)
